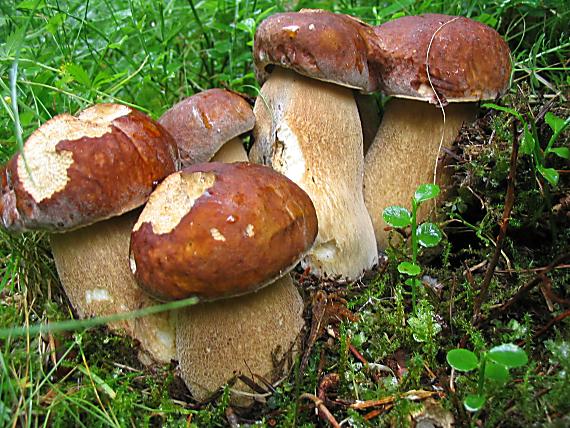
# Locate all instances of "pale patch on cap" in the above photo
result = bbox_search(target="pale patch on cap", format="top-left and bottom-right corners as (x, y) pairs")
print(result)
(17, 113), (120, 202)
(134, 171), (216, 235)
(77, 103), (131, 124)
(210, 228), (226, 241)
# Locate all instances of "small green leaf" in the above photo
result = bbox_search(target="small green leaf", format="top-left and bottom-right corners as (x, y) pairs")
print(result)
(537, 164), (559, 186)
(417, 223), (442, 247)
(398, 262), (421, 276)
(520, 128), (536, 155)
(545, 112), (567, 134)
(482, 103), (525, 123)
(547, 147), (570, 159)
(484, 361), (509, 384)
(46, 12), (66, 35)
(17, 0), (45, 10)
(383, 206), (412, 228)
(464, 394), (485, 412)
(488, 344), (528, 368)
(405, 278), (421, 287)
(413, 184), (440, 204)
(447, 349), (478, 371)
(64, 63), (91, 88)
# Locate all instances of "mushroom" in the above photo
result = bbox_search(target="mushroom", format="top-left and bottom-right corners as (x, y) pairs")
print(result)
(158, 88), (254, 166)
(364, 14), (511, 248)
(250, 9), (379, 279)
(129, 162), (318, 404)
(0, 103), (180, 364)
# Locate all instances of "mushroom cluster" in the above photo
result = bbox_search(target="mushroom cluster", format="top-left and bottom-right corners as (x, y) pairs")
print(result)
(0, 8), (512, 408)
(251, 9), (511, 251)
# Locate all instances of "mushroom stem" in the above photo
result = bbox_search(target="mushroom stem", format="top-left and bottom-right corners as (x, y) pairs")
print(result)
(50, 211), (176, 365)
(251, 68), (378, 279)
(210, 137), (248, 162)
(176, 274), (303, 406)
(363, 98), (478, 249)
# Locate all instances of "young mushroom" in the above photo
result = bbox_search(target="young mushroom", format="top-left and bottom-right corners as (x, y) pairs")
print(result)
(251, 9), (380, 279)
(0, 103), (180, 364)
(129, 162), (318, 404)
(364, 14), (511, 248)
(158, 88), (254, 166)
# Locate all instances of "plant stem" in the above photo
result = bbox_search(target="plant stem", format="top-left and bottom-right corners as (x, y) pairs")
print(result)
(478, 354), (487, 396)
(473, 120), (520, 324)
(411, 198), (418, 312)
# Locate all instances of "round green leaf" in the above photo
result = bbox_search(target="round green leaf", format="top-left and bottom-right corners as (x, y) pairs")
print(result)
(417, 223), (442, 247)
(413, 184), (440, 204)
(488, 344), (528, 368)
(447, 349), (478, 371)
(464, 394), (485, 412)
(537, 164), (559, 186)
(484, 361), (509, 384)
(383, 206), (412, 228)
(398, 262), (421, 276)
(405, 278), (422, 287)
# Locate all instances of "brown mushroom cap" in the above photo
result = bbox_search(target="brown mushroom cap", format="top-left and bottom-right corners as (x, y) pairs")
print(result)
(130, 162), (318, 301)
(0, 104), (178, 233)
(158, 89), (254, 167)
(254, 9), (381, 92)
(373, 14), (511, 103)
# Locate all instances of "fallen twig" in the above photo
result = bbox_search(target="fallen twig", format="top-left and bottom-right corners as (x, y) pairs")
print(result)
(473, 120), (520, 324)
(498, 252), (570, 315)
(300, 393), (341, 428)
(532, 310), (570, 340)
(349, 390), (443, 410)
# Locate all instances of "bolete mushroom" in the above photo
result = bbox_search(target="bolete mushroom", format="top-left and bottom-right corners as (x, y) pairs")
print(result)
(158, 88), (254, 165)
(0, 103), (180, 364)
(251, 9), (379, 279)
(364, 14), (511, 248)
(129, 162), (318, 404)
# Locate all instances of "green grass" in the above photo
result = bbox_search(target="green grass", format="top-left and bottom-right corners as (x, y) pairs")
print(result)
(1, 0), (569, 426)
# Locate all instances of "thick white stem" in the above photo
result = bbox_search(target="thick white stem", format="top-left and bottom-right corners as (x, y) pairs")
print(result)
(210, 137), (248, 162)
(251, 68), (378, 279)
(50, 211), (176, 365)
(364, 98), (478, 249)
(176, 274), (303, 406)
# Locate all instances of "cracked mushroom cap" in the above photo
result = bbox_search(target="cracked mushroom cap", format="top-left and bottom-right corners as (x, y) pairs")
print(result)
(158, 89), (254, 167)
(129, 162), (318, 301)
(254, 9), (381, 92)
(373, 14), (511, 103)
(0, 104), (178, 233)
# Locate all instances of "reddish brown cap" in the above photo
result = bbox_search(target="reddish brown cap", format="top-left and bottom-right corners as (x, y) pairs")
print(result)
(0, 104), (178, 233)
(129, 162), (318, 301)
(372, 14), (511, 103)
(254, 9), (381, 92)
(158, 89), (255, 167)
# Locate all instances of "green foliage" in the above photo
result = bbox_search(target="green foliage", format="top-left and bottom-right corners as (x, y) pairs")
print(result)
(447, 344), (529, 412)
(483, 103), (569, 187)
(0, 0), (569, 426)
(383, 183), (443, 313)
